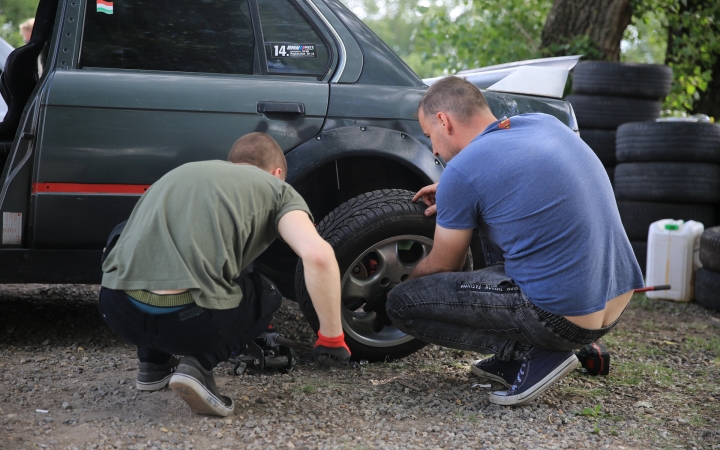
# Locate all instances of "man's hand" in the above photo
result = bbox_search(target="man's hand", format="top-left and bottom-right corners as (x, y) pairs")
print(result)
(313, 331), (351, 369)
(413, 182), (439, 216)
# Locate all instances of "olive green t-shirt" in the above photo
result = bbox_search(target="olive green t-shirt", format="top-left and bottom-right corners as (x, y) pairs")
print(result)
(101, 160), (312, 309)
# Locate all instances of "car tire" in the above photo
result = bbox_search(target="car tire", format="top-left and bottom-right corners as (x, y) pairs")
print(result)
(630, 240), (647, 275)
(616, 122), (720, 163)
(617, 201), (717, 241)
(580, 129), (616, 165)
(572, 61), (673, 99)
(700, 226), (720, 272)
(614, 162), (720, 203)
(694, 268), (720, 312)
(566, 95), (661, 130)
(295, 189), (471, 362)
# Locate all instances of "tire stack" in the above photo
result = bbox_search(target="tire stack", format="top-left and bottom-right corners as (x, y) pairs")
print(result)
(614, 122), (720, 272)
(696, 226), (720, 311)
(566, 61), (672, 185)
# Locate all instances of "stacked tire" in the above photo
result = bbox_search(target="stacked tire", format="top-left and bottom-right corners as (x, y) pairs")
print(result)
(696, 226), (720, 311)
(567, 62), (672, 185)
(614, 122), (720, 272)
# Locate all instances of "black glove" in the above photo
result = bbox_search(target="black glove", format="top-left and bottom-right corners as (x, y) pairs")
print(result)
(313, 331), (351, 369)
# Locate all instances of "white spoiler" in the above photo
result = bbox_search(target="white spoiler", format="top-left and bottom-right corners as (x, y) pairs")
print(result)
(423, 55), (581, 99)
(0, 37), (13, 72)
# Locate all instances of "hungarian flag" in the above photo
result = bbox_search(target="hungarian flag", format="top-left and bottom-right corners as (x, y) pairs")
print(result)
(97, 0), (113, 14)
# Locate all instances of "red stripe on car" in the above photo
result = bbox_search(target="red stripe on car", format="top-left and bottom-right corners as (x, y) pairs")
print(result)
(32, 183), (150, 194)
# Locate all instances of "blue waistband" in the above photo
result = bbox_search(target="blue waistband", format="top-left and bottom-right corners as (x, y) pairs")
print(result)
(126, 294), (189, 314)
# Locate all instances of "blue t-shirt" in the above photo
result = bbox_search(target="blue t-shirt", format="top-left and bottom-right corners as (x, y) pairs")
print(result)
(436, 113), (644, 316)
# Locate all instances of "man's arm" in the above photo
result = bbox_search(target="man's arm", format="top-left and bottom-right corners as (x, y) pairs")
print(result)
(409, 225), (473, 280)
(277, 210), (342, 337)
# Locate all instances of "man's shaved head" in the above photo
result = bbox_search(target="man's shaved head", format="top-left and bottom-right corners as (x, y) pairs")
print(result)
(227, 132), (287, 177)
(419, 76), (490, 123)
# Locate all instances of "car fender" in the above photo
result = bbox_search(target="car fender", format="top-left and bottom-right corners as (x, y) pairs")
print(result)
(285, 125), (443, 186)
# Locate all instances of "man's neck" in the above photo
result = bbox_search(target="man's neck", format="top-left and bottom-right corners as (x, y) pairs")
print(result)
(457, 113), (498, 150)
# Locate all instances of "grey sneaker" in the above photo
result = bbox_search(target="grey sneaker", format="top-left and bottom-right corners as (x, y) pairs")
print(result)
(470, 355), (522, 388)
(136, 356), (180, 391)
(489, 348), (579, 406)
(169, 356), (234, 417)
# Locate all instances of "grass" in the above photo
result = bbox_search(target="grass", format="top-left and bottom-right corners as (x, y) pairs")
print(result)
(683, 335), (720, 355)
(293, 382), (317, 394)
(609, 360), (677, 388)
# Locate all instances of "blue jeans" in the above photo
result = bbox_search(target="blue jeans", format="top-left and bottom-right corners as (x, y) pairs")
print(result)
(386, 264), (620, 361)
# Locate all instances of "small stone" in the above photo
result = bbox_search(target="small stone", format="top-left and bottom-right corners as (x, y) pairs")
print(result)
(77, 347), (85, 351)
(62, 402), (72, 410)
(633, 401), (653, 408)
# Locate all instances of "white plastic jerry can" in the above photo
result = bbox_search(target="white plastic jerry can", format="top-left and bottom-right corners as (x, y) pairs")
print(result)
(646, 219), (704, 302)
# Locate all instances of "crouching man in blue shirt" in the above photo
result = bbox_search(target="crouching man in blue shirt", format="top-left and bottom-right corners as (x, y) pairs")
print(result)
(386, 76), (644, 406)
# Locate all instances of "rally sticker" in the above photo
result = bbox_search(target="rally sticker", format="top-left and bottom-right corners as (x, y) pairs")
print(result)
(97, 0), (113, 14)
(2, 212), (22, 245)
(269, 43), (317, 59)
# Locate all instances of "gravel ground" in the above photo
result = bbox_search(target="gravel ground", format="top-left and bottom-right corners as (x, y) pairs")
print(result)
(0, 284), (718, 450)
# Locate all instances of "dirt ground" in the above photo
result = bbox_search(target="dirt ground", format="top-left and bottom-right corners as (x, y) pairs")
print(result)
(0, 284), (718, 450)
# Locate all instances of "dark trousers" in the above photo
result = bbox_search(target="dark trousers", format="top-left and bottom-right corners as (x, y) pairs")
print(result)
(387, 235), (620, 361)
(98, 272), (283, 368)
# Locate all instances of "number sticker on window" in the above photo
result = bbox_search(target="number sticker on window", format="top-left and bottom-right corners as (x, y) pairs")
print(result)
(269, 43), (317, 59)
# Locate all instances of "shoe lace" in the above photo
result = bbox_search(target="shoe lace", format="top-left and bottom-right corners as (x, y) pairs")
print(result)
(510, 362), (526, 392)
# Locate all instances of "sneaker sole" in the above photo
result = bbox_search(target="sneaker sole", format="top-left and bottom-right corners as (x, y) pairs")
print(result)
(136, 375), (172, 392)
(470, 363), (512, 388)
(169, 373), (234, 417)
(488, 354), (579, 406)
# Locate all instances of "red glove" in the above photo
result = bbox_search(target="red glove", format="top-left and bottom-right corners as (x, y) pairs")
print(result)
(313, 331), (351, 368)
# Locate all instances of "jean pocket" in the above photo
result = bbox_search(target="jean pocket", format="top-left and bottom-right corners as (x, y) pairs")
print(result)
(457, 279), (519, 294)
(456, 265), (518, 293)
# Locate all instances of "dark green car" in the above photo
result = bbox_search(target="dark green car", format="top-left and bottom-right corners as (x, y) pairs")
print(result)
(0, 0), (578, 360)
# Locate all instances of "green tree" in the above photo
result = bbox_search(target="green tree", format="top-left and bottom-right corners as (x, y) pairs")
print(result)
(0, 0), (39, 47)
(409, 0), (553, 77)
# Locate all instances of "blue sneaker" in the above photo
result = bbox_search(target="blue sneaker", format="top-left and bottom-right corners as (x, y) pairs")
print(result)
(470, 355), (522, 388)
(489, 348), (579, 406)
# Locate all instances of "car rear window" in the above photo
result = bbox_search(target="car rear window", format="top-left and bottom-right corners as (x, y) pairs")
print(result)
(80, 0), (255, 75)
(258, 0), (330, 77)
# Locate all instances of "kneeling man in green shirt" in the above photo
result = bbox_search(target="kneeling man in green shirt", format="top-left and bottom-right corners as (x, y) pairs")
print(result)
(99, 132), (348, 417)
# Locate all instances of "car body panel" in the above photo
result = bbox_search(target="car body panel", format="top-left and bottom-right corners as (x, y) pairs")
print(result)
(0, 0), (579, 287)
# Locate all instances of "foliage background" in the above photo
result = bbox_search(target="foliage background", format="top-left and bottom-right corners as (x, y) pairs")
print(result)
(346, 0), (717, 118)
(0, 0), (38, 48)
(1, 0), (716, 118)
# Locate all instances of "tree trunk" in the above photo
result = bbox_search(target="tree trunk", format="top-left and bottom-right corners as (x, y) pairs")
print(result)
(540, 0), (632, 61)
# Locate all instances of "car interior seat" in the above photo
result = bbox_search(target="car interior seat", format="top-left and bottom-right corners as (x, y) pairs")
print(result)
(0, 0), (59, 169)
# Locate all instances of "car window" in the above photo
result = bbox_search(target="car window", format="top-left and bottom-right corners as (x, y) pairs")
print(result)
(80, 0), (255, 75)
(257, 0), (330, 77)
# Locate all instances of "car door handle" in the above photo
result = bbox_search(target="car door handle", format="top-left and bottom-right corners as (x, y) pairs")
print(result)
(257, 102), (305, 115)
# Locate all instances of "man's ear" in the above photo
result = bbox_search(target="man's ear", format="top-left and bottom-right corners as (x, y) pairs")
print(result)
(437, 112), (453, 135)
(270, 167), (284, 180)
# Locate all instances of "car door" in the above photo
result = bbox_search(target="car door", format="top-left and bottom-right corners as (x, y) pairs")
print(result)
(31, 0), (335, 248)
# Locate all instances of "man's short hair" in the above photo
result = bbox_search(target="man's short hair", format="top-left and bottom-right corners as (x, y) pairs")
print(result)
(227, 132), (287, 175)
(19, 18), (34, 33)
(419, 76), (490, 123)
